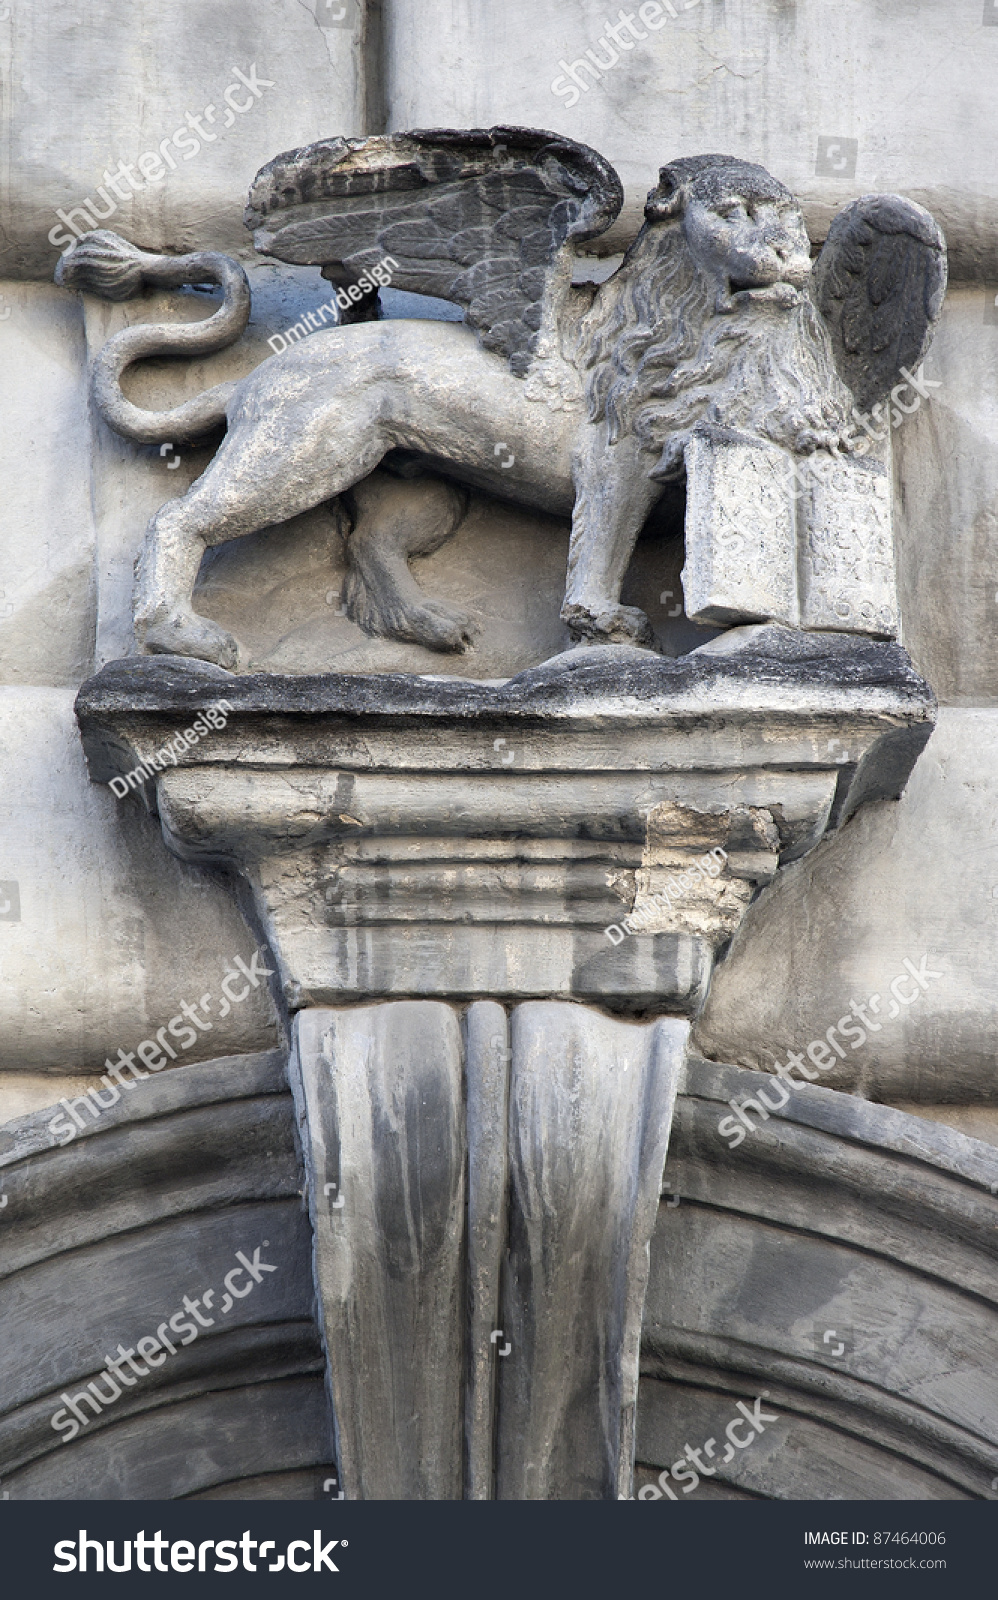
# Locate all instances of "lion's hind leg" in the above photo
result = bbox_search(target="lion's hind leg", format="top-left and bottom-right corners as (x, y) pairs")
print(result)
(135, 498), (242, 669)
(341, 472), (477, 652)
(135, 409), (389, 668)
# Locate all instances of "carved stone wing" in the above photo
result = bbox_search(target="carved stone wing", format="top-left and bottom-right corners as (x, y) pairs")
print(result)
(812, 194), (947, 413)
(244, 125), (623, 377)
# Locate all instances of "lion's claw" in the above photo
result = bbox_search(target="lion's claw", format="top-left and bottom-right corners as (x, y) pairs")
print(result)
(140, 611), (241, 670)
(343, 567), (479, 652)
(408, 598), (480, 652)
(561, 601), (659, 650)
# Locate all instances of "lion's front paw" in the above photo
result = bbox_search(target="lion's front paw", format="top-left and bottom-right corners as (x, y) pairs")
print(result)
(140, 610), (241, 671)
(561, 601), (659, 650)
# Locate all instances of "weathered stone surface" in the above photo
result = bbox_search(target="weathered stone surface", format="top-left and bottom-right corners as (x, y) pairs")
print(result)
(0, 689), (277, 1101)
(75, 630), (935, 759)
(463, 1001), (510, 1501)
(6, 1033), (997, 1501)
(291, 1004), (466, 1501)
(892, 1104), (998, 1148)
(496, 1005), (686, 1500)
(0, 285), (95, 686)
(0, 0), (372, 280)
(683, 433), (798, 627)
(798, 451), (897, 637)
(693, 708), (998, 1104)
(2, 3), (992, 286)
(894, 286), (998, 706)
(813, 194), (947, 421)
(382, 0), (996, 283)
(81, 264), (361, 667)
(244, 127), (624, 377)
(191, 467), (707, 676)
(628, 801), (781, 943)
(73, 637), (933, 1011)
(683, 434), (900, 639)
(0, 1050), (335, 1500)
(10, 1381), (332, 1501)
(290, 999), (686, 1500)
(21, 282), (988, 704)
(636, 1055), (998, 1499)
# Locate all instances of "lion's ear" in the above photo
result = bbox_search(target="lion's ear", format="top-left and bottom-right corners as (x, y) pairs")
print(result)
(644, 166), (687, 222)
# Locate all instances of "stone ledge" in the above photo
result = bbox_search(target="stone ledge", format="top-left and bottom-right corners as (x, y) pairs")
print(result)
(73, 637), (936, 1010)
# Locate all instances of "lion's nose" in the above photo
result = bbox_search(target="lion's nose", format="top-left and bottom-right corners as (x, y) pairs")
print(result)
(764, 238), (811, 279)
(741, 247), (784, 283)
(644, 195), (673, 221)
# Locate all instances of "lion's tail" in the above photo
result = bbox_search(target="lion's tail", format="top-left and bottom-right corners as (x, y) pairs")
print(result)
(55, 231), (251, 444)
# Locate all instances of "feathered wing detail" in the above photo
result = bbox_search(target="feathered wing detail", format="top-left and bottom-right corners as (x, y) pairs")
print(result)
(244, 126), (623, 377)
(812, 194), (947, 413)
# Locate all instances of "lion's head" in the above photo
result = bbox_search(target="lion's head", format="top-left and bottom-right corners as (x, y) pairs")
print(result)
(580, 155), (856, 477)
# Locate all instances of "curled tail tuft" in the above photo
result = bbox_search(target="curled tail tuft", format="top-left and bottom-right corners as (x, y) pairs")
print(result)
(54, 230), (151, 301)
(54, 231), (252, 444)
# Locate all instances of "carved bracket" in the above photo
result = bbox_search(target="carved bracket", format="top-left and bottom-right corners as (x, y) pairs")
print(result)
(75, 629), (934, 1017)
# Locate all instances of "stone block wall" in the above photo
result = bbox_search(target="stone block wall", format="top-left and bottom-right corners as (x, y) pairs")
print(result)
(1, 0), (996, 1506)
(2, 0), (996, 1126)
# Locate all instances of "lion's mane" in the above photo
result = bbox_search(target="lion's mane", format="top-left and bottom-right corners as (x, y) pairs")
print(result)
(578, 218), (856, 476)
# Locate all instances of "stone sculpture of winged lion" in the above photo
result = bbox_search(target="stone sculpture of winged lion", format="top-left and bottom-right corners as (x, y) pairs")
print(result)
(55, 127), (946, 668)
